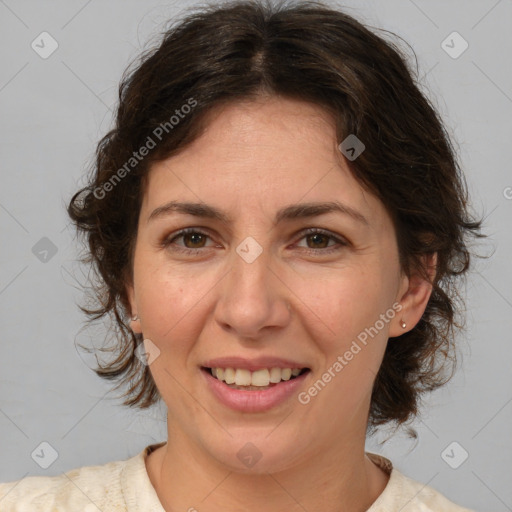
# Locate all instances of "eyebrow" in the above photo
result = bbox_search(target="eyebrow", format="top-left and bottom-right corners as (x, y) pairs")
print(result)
(147, 200), (369, 226)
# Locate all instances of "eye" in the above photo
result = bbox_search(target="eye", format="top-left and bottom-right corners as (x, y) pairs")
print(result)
(162, 228), (216, 254)
(295, 228), (348, 255)
(162, 227), (348, 256)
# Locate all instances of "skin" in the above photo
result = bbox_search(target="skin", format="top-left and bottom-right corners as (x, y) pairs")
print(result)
(126, 96), (435, 512)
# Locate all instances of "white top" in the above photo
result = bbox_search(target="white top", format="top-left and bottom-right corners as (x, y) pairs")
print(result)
(0, 442), (475, 511)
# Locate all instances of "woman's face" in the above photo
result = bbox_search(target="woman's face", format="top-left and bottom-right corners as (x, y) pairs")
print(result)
(127, 97), (426, 473)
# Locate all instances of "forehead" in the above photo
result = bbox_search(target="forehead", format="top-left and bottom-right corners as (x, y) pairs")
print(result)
(141, 98), (384, 225)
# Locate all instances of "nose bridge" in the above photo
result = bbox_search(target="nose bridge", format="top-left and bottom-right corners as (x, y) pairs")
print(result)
(215, 234), (289, 336)
(228, 235), (273, 302)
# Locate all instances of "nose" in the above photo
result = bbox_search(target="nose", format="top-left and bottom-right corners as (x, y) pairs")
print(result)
(214, 245), (291, 340)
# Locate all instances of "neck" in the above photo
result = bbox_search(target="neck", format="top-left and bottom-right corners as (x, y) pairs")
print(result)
(145, 420), (389, 512)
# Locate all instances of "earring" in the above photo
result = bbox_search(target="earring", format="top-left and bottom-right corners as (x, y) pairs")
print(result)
(400, 320), (406, 329)
(131, 315), (139, 321)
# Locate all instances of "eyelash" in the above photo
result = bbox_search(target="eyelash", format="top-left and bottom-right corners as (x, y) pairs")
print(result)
(162, 227), (348, 256)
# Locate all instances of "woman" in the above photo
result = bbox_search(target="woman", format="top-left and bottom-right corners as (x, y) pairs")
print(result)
(0, 0), (482, 510)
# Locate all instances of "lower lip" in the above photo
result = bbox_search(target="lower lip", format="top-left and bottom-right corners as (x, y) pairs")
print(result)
(201, 368), (310, 413)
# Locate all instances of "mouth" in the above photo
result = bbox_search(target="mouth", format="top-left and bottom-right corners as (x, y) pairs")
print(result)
(200, 364), (311, 412)
(201, 366), (310, 391)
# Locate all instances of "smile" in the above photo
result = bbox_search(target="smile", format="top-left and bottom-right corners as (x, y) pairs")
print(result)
(205, 366), (308, 389)
(200, 366), (311, 412)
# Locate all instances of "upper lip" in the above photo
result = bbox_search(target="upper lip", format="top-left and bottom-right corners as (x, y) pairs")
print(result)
(201, 356), (309, 372)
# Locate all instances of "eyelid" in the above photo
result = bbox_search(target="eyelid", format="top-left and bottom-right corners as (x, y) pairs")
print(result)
(162, 226), (349, 254)
(296, 227), (349, 249)
(161, 227), (218, 249)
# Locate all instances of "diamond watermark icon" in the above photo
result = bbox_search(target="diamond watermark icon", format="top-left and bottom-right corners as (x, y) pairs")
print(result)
(135, 338), (161, 365)
(441, 441), (469, 469)
(236, 236), (263, 263)
(338, 134), (365, 161)
(441, 31), (468, 59)
(32, 237), (58, 263)
(237, 442), (262, 468)
(31, 32), (59, 59)
(31, 441), (59, 469)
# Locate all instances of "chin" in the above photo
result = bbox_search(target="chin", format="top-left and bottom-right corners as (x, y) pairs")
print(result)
(207, 433), (304, 475)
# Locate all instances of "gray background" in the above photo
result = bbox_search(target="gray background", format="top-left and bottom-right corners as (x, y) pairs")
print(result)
(0, 0), (511, 510)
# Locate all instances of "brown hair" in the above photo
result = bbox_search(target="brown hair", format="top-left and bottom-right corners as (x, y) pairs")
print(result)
(68, 0), (482, 429)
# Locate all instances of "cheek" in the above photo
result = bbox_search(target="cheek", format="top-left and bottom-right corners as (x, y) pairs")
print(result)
(295, 264), (392, 346)
(134, 258), (205, 350)
(296, 272), (395, 420)
(134, 263), (207, 406)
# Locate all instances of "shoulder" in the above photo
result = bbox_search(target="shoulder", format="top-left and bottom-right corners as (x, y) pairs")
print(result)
(0, 450), (140, 511)
(366, 452), (476, 512)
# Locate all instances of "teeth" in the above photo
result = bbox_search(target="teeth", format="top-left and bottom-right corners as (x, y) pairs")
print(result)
(224, 368), (236, 384)
(281, 368), (292, 381)
(210, 366), (305, 387)
(251, 369), (270, 386)
(235, 369), (252, 386)
(269, 367), (281, 383)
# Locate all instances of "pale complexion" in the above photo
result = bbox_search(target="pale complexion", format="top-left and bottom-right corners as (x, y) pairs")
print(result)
(126, 96), (434, 512)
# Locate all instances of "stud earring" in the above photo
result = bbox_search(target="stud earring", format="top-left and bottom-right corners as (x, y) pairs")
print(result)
(400, 320), (406, 329)
(131, 315), (139, 321)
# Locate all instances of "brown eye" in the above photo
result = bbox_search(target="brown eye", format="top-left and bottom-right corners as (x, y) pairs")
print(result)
(306, 233), (330, 249)
(182, 232), (207, 249)
(162, 228), (215, 254)
(295, 228), (348, 255)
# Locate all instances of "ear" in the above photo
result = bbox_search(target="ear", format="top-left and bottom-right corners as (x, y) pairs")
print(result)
(389, 252), (437, 337)
(126, 280), (142, 334)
